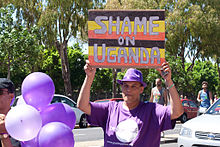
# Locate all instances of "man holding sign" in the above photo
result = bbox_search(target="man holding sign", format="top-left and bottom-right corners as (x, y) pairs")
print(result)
(77, 10), (183, 146)
(77, 61), (183, 146)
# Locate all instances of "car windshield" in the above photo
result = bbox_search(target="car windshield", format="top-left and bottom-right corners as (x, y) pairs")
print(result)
(206, 99), (220, 115)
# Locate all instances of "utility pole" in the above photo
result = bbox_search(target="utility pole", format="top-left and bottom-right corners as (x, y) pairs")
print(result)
(112, 68), (117, 98)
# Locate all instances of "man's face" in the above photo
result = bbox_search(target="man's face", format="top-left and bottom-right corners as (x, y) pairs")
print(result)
(155, 79), (162, 87)
(202, 83), (208, 89)
(121, 81), (144, 103)
(0, 89), (13, 112)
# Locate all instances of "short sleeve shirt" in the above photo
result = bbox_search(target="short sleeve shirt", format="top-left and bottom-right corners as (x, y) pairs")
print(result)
(152, 87), (165, 105)
(200, 90), (210, 108)
(87, 101), (175, 147)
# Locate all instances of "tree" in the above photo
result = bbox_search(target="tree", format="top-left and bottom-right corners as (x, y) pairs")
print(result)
(191, 61), (219, 96)
(105, 0), (220, 64)
(42, 43), (85, 101)
(91, 68), (113, 101)
(105, 0), (220, 96)
(68, 43), (86, 92)
(166, 0), (220, 72)
(0, 5), (42, 80)
(42, 43), (86, 101)
(6, 0), (105, 99)
(42, 47), (63, 93)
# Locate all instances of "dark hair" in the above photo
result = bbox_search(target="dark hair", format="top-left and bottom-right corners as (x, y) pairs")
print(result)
(202, 81), (208, 85)
(0, 78), (15, 93)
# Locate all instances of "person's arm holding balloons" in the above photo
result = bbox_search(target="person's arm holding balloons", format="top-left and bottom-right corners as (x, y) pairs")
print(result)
(0, 114), (13, 147)
(77, 60), (96, 115)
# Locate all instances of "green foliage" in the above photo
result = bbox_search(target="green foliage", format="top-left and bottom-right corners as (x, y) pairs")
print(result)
(105, 0), (220, 67)
(42, 48), (63, 93)
(190, 61), (219, 95)
(91, 68), (113, 94)
(0, 1), (219, 100)
(104, 0), (220, 100)
(141, 68), (158, 99)
(166, 0), (220, 68)
(42, 43), (86, 94)
(105, 0), (161, 9)
(0, 5), (43, 88)
(30, 0), (106, 46)
(68, 43), (86, 91)
(8, 0), (106, 97)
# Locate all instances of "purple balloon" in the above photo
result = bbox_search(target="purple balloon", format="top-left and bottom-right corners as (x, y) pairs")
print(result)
(5, 105), (42, 141)
(40, 103), (76, 129)
(38, 122), (74, 147)
(21, 137), (38, 147)
(21, 72), (55, 110)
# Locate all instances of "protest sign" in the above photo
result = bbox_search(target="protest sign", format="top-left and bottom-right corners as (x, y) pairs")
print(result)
(88, 10), (165, 68)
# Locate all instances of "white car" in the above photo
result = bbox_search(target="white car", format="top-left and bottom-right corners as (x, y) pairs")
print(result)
(15, 94), (88, 128)
(197, 106), (208, 116)
(178, 99), (220, 147)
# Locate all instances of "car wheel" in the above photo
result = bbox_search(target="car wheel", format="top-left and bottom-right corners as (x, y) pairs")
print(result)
(79, 114), (88, 128)
(180, 113), (187, 123)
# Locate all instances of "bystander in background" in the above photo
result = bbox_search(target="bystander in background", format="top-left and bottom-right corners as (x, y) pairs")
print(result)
(197, 81), (213, 109)
(149, 78), (168, 106)
(0, 78), (20, 147)
(214, 94), (219, 102)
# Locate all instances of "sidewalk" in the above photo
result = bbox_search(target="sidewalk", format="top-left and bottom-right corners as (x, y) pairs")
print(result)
(74, 134), (179, 147)
(75, 139), (103, 147)
(160, 133), (178, 144)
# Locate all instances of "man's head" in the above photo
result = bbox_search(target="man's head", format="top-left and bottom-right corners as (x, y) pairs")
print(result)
(202, 81), (208, 89)
(0, 78), (15, 114)
(0, 78), (15, 93)
(180, 95), (183, 99)
(117, 69), (146, 102)
(155, 78), (162, 87)
(117, 68), (147, 88)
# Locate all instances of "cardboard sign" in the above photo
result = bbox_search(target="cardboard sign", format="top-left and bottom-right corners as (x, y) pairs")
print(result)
(88, 10), (165, 68)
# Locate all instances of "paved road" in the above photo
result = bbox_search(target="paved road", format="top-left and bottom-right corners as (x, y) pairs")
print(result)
(73, 123), (181, 147)
(164, 122), (182, 135)
(73, 127), (104, 142)
(161, 142), (177, 147)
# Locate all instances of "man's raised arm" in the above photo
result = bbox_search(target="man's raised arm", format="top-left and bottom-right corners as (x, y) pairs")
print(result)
(159, 62), (184, 120)
(77, 60), (96, 115)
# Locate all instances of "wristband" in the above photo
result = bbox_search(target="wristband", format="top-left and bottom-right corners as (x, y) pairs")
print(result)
(167, 83), (175, 89)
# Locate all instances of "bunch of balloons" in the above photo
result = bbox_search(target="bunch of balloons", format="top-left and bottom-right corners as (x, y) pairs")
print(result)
(5, 72), (76, 147)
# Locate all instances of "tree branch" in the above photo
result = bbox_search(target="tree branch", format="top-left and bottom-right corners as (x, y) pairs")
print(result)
(58, 15), (62, 43)
(187, 48), (201, 72)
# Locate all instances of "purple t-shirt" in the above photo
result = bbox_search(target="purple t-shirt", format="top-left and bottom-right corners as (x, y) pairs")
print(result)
(87, 101), (175, 147)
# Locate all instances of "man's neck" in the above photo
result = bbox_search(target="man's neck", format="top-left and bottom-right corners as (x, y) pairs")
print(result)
(203, 89), (207, 92)
(156, 85), (162, 90)
(123, 101), (140, 110)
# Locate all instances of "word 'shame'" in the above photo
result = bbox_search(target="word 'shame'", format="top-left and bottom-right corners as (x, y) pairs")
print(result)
(94, 16), (159, 36)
